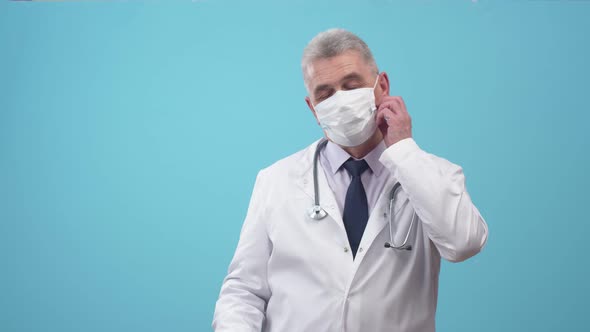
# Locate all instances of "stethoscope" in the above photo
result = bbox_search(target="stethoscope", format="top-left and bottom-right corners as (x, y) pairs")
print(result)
(307, 138), (416, 251)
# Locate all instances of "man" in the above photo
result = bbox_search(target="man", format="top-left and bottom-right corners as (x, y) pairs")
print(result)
(212, 28), (488, 332)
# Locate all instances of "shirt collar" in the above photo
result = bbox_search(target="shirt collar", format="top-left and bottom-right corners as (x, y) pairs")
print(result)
(323, 139), (386, 177)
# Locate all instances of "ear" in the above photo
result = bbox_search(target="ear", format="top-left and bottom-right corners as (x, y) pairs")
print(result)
(375, 72), (390, 105)
(305, 96), (321, 126)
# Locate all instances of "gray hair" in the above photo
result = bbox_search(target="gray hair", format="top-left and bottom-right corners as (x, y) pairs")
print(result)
(301, 28), (379, 92)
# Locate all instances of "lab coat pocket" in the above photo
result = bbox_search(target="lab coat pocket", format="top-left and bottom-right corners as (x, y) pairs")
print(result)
(387, 192), (416, 248)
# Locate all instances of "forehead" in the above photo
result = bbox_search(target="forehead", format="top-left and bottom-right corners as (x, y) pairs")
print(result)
(306, 50), (373, 90)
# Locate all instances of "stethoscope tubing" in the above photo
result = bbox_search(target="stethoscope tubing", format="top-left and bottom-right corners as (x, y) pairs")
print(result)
(308, 138), (415, 251)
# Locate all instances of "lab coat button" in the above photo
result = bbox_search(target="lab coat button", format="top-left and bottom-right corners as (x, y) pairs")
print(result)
(344, 247), (349, 253)
(359, 247), (364, 253)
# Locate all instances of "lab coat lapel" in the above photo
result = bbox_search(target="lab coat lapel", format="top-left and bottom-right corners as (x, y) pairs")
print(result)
(295, 139), (345, 231)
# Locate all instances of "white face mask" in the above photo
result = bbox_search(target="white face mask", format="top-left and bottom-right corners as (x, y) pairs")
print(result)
(313, 76), (379, 147)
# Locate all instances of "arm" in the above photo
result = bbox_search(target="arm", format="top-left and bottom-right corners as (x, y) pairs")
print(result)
(379, 138), (489, 262)
(375, 94), (488, 262)
(212, 170), (272, 331)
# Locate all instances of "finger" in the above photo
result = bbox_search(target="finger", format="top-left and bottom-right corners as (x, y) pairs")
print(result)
(376, 106), (395, 119)
(376, 109), (392, 135)
(391, 96), (408, 115)
(398, 96), (407, 111)
(376, 107), (396, 126)
(377, 101), (399, 115)
(381, 96), (405, 113)
(388, 97), (403, 113)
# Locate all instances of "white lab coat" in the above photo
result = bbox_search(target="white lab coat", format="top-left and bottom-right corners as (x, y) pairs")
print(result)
(213, 137), (488, 332)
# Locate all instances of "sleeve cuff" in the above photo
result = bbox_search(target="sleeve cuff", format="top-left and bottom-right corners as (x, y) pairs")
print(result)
(378, 137), (421, 171)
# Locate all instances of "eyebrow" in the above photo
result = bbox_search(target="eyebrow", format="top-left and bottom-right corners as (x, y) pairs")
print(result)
(313, 72), (365, 97)
(340, 72), (365, 85)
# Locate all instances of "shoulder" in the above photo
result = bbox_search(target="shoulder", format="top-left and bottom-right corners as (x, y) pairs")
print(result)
(257, 138), (322, 181)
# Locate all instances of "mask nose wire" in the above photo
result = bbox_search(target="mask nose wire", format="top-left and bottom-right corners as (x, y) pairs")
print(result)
(312, 74), (380, 108)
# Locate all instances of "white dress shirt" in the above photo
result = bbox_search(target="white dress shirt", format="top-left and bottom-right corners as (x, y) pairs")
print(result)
(319, 140), (388, 215)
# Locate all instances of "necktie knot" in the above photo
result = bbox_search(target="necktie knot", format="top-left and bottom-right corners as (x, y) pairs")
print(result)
(343, 159), (369, 177)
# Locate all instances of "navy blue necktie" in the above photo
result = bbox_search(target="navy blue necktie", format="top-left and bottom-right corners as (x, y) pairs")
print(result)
(342, 158), (369, 259)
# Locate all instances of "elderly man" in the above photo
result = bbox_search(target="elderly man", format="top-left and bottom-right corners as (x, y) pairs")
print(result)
(212, 28), (488, 332)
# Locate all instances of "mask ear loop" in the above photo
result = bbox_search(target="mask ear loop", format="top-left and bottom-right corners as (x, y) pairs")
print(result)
(373, 74), (380, 89)
(370, 74), (380, 114)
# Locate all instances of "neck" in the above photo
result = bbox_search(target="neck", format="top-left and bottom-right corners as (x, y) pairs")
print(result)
(342, 131), (383, 159)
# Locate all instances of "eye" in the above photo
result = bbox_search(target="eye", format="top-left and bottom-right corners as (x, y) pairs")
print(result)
(316, 90), (334, 103)
(343, 80), (363, 90)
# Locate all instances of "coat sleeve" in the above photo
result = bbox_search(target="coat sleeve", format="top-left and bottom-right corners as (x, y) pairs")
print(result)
(212, 170), (272, 331)
(379, 138), (489, 262)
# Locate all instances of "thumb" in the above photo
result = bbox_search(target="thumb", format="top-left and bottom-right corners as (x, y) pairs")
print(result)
(376, 108), (394, 134)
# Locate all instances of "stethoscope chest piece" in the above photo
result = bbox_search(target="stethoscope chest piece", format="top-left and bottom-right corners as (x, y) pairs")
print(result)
(307, 205), (327, 220)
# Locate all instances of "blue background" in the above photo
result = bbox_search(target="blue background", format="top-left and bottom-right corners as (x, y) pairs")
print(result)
(1, 1), (589, 331)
